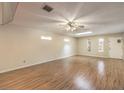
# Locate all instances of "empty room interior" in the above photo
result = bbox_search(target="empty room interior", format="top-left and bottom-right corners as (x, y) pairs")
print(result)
(0, 2), (124, 90)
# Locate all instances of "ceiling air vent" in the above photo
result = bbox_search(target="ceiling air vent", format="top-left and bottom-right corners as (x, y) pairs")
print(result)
(42, 5), (53, 12)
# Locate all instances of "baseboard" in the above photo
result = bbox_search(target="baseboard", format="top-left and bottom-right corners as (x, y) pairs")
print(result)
(77, 54), (123, 60)
(0, 54), (76, 74)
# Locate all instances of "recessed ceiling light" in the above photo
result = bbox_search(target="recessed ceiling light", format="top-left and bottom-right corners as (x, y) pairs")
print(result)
(41, 36), (52, 40)
(64, 39), (70, 42)
(75, 31), (92, 35)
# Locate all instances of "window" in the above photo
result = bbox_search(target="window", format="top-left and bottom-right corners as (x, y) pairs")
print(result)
(87, 39), (91, 52)
(98, 38), (104, 52)
(41, 36), (52, 40)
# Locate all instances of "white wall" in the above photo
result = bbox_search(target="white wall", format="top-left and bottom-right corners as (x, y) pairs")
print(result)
(0, 24), (77, 73)
(123, 33), (124, 60)
(0, 3), (2, 24)
(77, 33), (124, 59)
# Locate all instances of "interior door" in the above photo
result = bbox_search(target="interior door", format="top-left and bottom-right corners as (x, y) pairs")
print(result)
(109, 37), (123, 59)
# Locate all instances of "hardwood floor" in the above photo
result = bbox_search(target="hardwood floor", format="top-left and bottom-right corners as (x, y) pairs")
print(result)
(0, 55), (124, 90)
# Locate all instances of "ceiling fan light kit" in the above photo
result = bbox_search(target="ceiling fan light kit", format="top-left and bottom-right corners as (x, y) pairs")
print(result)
(66, 21), (85, 32)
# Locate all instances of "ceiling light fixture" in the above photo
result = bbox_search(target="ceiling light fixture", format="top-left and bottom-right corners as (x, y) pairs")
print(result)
(75, 31), (92, 35)
(65, 21), (84, 32)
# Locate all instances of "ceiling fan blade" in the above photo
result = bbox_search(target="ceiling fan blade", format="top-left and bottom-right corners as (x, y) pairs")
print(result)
(78, 25), (85, 28)
(77, 26), (89, 30)
(54, 11), (70, 22)
(39, 15), (67, 23)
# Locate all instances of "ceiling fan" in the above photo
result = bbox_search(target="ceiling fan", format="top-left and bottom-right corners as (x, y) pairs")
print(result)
(64, 21), (86, 32)
(41, 3), (89, 32)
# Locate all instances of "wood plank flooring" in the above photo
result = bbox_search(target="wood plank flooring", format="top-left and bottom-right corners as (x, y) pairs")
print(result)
(0, 55), (124, 90)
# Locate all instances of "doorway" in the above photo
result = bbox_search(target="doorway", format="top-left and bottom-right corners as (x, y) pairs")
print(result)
(109, 37), (123, 59)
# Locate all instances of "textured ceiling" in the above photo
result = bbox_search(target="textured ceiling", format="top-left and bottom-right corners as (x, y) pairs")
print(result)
(13, 2), (124, 37)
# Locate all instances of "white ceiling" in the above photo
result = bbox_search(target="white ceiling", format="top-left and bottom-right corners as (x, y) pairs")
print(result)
(12, 2), (124, 37)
